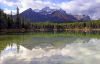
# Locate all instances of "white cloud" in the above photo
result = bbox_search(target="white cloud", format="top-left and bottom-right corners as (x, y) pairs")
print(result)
(4, 8), (11, 14)
(4, 8), (16, 15)
(18, 0), (58, 13)
(0, 0), (18, 7)
(0, 0), (57, 14)
(0, 0), (100, 19)
(58, 0), (100, 19)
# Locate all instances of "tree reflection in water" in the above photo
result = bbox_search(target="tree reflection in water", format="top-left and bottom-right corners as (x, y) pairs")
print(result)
(0, 37), (100, 64)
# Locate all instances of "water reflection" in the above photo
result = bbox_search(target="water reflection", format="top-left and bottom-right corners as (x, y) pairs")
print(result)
(0, 37), (100, 64)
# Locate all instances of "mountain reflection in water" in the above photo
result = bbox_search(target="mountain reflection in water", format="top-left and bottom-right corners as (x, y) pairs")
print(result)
(0, 38), (100, 64)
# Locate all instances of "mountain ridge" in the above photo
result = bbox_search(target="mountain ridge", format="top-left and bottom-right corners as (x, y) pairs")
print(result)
(19, 7), (91, 22)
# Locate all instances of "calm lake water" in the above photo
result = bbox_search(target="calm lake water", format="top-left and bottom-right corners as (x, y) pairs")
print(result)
(0, 32), (100, 64)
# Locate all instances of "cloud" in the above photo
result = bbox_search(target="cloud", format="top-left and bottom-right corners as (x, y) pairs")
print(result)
(0, 0), (18, 15)
(0, 0), (18, 7)
(0, 38), (100, 64)
(1, 0), (58, 14)
(0, 0), (100, 19)
(4, 8), (16, 15)
(59, 0), (100, 19)
(18, 0), (58, 12)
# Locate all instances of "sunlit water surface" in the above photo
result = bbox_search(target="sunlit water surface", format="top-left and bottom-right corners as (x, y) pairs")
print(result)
(0, 33), (100, 64)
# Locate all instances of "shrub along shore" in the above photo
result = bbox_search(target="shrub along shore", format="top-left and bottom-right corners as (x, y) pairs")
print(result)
(0, 9), (100, 33)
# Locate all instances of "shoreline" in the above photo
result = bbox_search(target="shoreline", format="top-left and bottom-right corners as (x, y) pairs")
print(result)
(0, 28), (100, 33)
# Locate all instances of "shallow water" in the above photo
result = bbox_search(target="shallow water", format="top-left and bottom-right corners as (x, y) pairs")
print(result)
(0, 33), (100, 64)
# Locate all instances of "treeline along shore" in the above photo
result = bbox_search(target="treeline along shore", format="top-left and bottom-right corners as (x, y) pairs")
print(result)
(0, 8), (100, 33)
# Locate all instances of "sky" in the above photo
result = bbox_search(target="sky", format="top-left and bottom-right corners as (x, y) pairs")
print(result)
(0, 0), (100, 19)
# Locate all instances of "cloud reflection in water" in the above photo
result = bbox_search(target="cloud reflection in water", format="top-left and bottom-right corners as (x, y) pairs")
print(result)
(0, 39), (100, 64)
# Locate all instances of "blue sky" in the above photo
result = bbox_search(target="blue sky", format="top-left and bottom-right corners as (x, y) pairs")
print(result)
(0, 0), (72, 14)
(0, 0), (69, 9)
(0, 0), (70, 10)
(0, 0), (100, 19)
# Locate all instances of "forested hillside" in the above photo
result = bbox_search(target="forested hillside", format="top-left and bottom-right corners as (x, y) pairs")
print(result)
(0, 8), (32, 32)
(0, 8), (100, 33)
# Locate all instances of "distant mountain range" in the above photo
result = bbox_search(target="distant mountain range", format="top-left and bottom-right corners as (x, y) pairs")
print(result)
(19, 7), (91, 22)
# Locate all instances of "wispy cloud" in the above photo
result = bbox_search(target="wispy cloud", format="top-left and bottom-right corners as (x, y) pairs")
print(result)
(0, 0), (18, 6)
(0, 0), (100, 19)
(18, 0), (58, 12)
(59, 0), (100, 19)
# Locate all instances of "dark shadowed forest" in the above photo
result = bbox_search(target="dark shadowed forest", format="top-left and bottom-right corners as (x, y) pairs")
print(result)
(0, 8), (100, 33)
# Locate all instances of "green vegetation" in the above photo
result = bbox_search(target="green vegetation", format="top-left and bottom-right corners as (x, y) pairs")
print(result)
(31, 20), (100, 32)
(0, 34), (34, 52)
(0, 8), (100, 33)
(0, 8), (33, 33)
(0, 32), (100, 52)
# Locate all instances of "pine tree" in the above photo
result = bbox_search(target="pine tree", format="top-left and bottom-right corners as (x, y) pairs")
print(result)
(16, 7), (21, 28)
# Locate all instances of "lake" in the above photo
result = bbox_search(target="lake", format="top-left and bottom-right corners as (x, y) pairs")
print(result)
(0, 31), (100, 64)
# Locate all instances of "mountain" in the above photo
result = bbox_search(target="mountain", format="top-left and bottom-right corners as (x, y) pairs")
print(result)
(39, 7), (57, 15)
(19, 7), (91, 22)
(74, 15), (91, 21)
(51, 9), (77, 21)
(20, 8), (47, 22)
